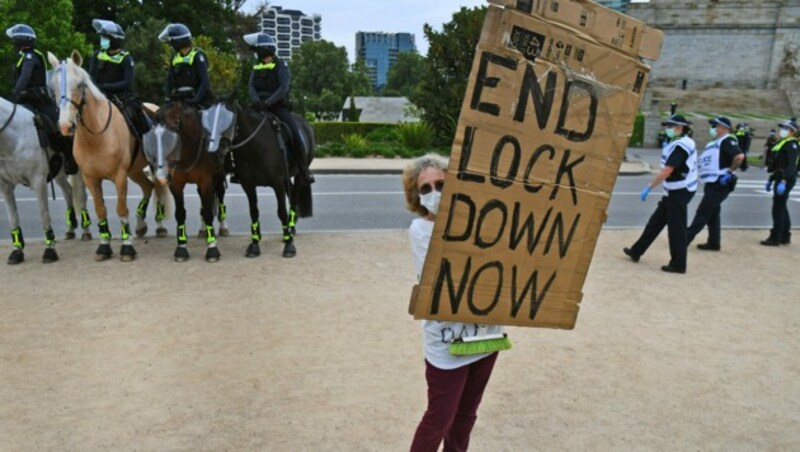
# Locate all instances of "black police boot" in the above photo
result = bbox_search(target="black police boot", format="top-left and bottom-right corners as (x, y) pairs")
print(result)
(623, 247), (640, 263)
(697, 243), (721, 251)
(760, 231), (780, 246)
(780, 233), (791, 245)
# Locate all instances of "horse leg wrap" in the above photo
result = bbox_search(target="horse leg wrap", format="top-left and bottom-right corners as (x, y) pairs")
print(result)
(81, 209), (92, 229)
(66, 207), (78, 230)
(282, 226), (292, 243)
(218, 203), (227, 222)
(289, 209), (297, 229)
(250, 222), (261, 243)
(177, 224), (188, 245)
(136, 198), (150, 219)
(121, 221), (132, 244)
(99, 220), (112, 244)
(205, 225), (217, 246)
(156, 203), (166, 222)
(11, 228), (25, 250)
(44, 228), (56, 248)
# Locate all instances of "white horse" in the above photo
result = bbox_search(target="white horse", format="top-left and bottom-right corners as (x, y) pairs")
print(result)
(48, 51), (170, 262)
(0, 96), (91, 264)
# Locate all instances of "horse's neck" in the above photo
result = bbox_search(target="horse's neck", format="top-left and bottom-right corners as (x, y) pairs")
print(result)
(76, 86), (111, 138)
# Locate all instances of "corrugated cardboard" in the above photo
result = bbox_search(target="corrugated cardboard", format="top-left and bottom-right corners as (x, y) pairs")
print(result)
(488, 0), (663, 60)
(408, 4), (662, 329)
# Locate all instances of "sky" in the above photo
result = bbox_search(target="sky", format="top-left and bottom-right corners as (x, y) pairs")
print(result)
(242, 0), (488, 62)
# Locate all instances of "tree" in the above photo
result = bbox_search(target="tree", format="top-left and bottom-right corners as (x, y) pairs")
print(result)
(384, 51), (425, 98)
(348, 59), (374, 97)
(290, 40), (352, 120)
(0, 0), (91, 95)
(410, 6), (486, 144)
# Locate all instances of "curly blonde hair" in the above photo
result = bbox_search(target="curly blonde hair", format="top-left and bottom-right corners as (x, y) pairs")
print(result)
(402, 152), (449, 217)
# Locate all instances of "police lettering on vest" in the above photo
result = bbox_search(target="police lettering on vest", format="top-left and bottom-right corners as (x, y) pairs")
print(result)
(661, 136), (698, 191)
(698, 134), (736, 183)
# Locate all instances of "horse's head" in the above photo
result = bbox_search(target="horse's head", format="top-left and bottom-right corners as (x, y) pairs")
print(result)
(143, 102), (185, 185)
(202, 97), (237, 154)
(47, 50), (105, 137)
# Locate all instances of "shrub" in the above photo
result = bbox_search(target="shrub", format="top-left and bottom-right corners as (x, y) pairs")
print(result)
(342, 133), (368, 149)
(312, 122), (391, 145)
(366, 126), (401, 143)
(629, 112), (645, 147)
(395, 122), (434, 149)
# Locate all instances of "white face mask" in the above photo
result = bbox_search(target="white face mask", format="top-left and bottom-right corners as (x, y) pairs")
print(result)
(709, 127), (718, 139)
(419, 191), (441, 215)
(779, 128), (790, 139)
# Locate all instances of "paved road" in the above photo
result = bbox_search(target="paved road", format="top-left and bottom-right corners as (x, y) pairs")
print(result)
(1, 170), (797, 240)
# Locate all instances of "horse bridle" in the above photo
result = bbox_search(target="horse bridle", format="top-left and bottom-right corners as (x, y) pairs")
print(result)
(59, 61), (113, 136)
(0, 102), (17, 134)
(161, 102), (204, 174)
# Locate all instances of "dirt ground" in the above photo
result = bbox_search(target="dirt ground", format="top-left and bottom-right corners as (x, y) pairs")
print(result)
(1, 229), (798, 451)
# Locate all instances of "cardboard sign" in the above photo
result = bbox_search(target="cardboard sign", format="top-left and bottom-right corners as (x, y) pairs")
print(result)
(409, 4), (662, 329)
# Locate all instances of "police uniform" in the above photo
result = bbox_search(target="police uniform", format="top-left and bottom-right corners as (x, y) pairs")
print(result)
(626, 117), (698, 272)
(12, 48), (59, 125)
(761, 121), (799, 246)
(687, 118), (743, 250)
(165, 48), (212, 108)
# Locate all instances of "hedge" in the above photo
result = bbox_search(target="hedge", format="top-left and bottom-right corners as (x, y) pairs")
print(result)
(312, 122), (396, 145)
(629, 112), (645, 147)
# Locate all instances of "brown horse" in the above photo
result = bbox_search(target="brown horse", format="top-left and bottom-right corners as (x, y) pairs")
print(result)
(47, 51), (170, 262)
(145, 96), (226, 262)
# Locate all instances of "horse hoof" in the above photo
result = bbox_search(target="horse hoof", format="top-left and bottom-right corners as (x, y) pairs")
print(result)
(120, 245), (137, 262)
(42, 248), (59, 263)
(245, 243), (261, 258)
(219, 228), (230, 237)
(156, 227), (169, 238)
(135, 226), (148, 238)
(64, 231), (76, 240)
(81, 232), (93, 241)
(206, 247), (221, 263)
(95, 243), (113, 261)
(282, 243), (297, 258)
(7, 249), (24, 265)
(174, 247), (190, 262)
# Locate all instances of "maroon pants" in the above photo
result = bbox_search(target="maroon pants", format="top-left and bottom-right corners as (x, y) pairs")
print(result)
(410, 352), (499, 452)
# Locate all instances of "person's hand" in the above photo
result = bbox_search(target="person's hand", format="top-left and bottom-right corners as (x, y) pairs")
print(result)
(776, 181), (787, 196)
(719, 172), (732, 185)
(640, 185), (651, 202)
(765, 180), (773, 192)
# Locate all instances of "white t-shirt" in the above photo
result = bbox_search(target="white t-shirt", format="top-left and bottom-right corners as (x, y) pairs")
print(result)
(409, 217), (504, 370)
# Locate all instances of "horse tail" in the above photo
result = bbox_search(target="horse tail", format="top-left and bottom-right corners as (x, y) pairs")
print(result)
(295, 179), (313, 218)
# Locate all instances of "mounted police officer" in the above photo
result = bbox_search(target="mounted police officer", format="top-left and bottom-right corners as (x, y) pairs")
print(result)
(761, 118), (799, 246)
(6, 23), (75, 174)
(624, 115), (698, 274)
(88, 19), (149, 139)
(158, 23), (212, 109)
(244, 32), (313, 183)
(686, 116), (744, 251)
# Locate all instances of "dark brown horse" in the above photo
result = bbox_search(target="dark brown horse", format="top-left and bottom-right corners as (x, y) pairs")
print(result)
(145, 97), (226, 262)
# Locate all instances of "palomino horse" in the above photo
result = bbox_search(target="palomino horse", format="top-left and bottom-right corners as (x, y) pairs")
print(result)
(47, 51), (170, 262)
(0, 96), (92, 264)
(204, 100), (314, 258)
(145, 94), (227, 262)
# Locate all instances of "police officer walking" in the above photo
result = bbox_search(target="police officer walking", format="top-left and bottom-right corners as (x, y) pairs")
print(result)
(6, 23), (75, 173)
(243, 32), (313, 183)
(735, 123), (751, 171)
(686, 117), (744, 251)
(158, 23), (212, 109)
(761, 118), (799, 246)
(624, 115), (698, 273)
(88, 19), (149, 139)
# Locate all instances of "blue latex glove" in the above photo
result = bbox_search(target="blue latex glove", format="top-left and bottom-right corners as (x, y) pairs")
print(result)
(719, 172), (732, 185)
(640, 185), (651, 202)
(776, 181), (787, 196)
(765, 180), (773, 192)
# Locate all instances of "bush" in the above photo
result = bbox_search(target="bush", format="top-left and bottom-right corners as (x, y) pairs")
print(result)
(342, 133), (368, 149)
(312, 122), (393, 145)
(629, 112), (645, 147)
(395, 122), (434, 149)
(366, 126), (401, 143)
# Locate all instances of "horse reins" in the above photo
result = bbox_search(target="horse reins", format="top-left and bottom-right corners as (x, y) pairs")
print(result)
(59, 62), (113, 136)
(170, 102), (205, 174)
(230, 113), (269, 150)
(0, 102), (17, 134)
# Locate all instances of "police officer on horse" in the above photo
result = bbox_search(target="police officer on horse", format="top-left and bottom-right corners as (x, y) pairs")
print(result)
(88, 19), (150, 140)
(244, 32), (313, 183)
(6, 23), (75, 174)
(158, 23), (212, 109)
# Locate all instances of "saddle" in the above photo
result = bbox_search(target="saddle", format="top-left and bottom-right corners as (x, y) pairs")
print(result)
(31, 112), (77, 177)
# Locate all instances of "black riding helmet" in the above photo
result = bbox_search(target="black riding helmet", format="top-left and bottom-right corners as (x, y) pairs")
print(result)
(243, 32), (277, 59)
(92, 19), (125, 49)
(5, 24), (36, 50)
(159, 23), (192, 51)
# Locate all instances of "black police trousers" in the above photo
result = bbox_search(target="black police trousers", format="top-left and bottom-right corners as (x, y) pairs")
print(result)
(687, 182), (730, 247)
(769, 178), (796, 242)
(269, 106), (306, 165)
(629, 188), (695, 270)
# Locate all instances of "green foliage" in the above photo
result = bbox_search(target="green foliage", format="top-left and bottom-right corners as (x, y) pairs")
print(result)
(125, 17), (169, 103)
(629, 112), (645, 147)
(344, 97), (361, 122)
(366, 126), (400, 143)
(341, 133), (368, 149)
(0, 0), (92, 95)
(291, 40), (351, 118)
(192, 36), (241, 96)
(312, 122), (393, 145)
(348, 59), (374, 96)
(384, 52), (425, 98)
(315, 141), (448, 159)
(395, 122), (434, 149)
(410, 6), (487, 145)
